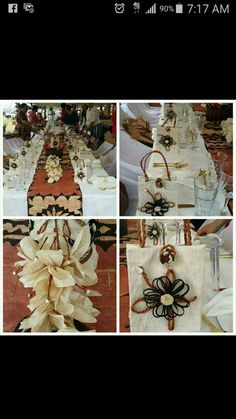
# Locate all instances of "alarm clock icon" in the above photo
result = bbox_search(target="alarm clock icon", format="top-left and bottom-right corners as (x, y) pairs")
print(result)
(114, 3), (125, 14)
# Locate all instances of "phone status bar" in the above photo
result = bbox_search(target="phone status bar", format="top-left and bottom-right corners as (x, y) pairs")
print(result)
(113, 3), (231, 15)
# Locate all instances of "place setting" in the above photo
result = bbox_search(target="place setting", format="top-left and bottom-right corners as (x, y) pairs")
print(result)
(120, 103), (233, 216)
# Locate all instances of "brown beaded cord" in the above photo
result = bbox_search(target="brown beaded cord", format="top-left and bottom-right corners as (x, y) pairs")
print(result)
(37, 221), (49, 235)
(138, 220), (146, 248)
(184, 220), (192, 246)
(79, 247), (93, 264)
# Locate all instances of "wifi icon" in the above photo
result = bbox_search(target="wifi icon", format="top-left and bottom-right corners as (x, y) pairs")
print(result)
(145, 3), (156, 14)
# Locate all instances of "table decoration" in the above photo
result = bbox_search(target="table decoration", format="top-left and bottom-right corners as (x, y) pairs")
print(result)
(13, 220), (100, 332)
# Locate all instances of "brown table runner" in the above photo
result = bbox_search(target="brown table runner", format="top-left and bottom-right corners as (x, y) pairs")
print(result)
(27, 148), (83, 216)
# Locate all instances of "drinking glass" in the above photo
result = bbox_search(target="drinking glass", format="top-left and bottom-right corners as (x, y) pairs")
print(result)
(209, 151), (227, 181)
(194, 177), (219, 215)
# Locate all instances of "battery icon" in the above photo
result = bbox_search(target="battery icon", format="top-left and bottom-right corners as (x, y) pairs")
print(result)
(176, 3), (183, 13)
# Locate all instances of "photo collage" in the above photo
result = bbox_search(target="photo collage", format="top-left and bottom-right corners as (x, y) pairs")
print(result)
(1, 101), (234, 334)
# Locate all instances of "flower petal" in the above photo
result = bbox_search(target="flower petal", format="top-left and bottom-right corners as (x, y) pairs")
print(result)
(19, 268), (49, 288)
(49, 266), (75, 287)
(36, 249), (64, 267)
(57, 327), (80, 333)
(71, 225), (91, 258)
(72, 306), (98, 323)
(18, 237), (38, 261)
(19, 259), (45, 276)
(54, 287), (74, 315)
(49, 313), (67, 330)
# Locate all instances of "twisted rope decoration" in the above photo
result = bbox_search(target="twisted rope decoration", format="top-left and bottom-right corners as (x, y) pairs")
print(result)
(160, 244), (176, 265)
(137, 220), (146, 248)
(184, 220), (192, 246)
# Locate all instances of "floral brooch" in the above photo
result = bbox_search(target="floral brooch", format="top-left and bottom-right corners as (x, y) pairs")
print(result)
(159, 135), (176, 151)
(147, 222), (161, 245)
(10, 162), (18, 170)
(77, 170), (86, 181)
(140, 190), (175, 217)
(132, 265), (197, 331)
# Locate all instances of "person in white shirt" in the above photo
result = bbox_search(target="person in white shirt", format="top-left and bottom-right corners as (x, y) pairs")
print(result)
(85, 104), (102, 150)
(86, 104), (101, 128)
(93, 131), (116, 177)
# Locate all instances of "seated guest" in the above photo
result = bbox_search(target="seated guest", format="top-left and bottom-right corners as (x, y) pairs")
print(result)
(80, 104), (88, 127)
(29, 105), (39, 125)
(85, 104), (102, 149)
(16, 103), (31, 141)
(93, 130), (116, 177)
(64, 104), (79, 129)
(48, 106), (55, 119)
(60, 103), (66, 123)
(37, 112), (46, 128)
(86, 103), (101, 129)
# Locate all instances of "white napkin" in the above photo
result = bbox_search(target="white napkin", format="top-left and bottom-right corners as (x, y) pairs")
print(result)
(203, 288), (233, 317)
(90, 175), (116, 190)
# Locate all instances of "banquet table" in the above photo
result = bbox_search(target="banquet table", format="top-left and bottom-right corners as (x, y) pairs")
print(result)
(3, 134), (117, 217)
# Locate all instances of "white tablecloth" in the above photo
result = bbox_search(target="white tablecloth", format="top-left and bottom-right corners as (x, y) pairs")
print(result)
(3, 137), (24, 156)
(3, 139), (44, 216)
(70, 147), (117, 216)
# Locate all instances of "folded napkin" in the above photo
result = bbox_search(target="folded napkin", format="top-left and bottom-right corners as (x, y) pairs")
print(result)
(203, 288), (233, 317)
(90, 175), (116, 189)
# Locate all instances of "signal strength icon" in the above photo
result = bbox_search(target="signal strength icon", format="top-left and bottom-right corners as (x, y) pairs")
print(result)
(145, 3), (156, 13)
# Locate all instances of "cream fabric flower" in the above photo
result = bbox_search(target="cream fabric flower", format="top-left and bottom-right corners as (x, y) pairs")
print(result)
(16, 220), (100, 333)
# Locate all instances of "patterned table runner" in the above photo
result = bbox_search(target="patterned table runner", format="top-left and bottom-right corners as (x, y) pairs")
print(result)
(27, 148), (83, 216)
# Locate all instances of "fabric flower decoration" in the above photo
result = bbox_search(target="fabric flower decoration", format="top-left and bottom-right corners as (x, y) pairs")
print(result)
(14, 221), (100, 333)
(165, 109), (177, 121)
(159, 135), (175, 151)
(147, 222), (160, 245)
(132, 266), (197, 331)
(77, 170), (86, 181)
(141, 192), (174, 216)
(11, 162), (18, 170)
(143, 276), (191, 320)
